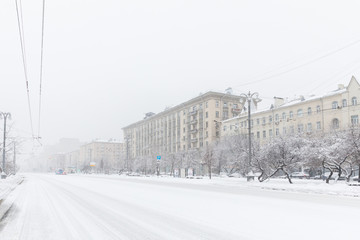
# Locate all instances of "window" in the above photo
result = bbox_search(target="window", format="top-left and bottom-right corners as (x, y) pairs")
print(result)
(332, 118), (339, 129)
(275, 114), (279, 122)
(256, 118), (260, 125)
(269, 129), (273, 137)
(216, 111), (219, 118)
(262, 117), (266, 125)
(316, 121), (321, 130)
(206, 131), (208, 137)
(351, 115), (359, 125)
(269, 115), (272, 123)
(282, 127), (287, 135)
(352, 97), (357, 106)
(206, 112), (208, 118)
(216, 101), (219, 108)
(263, 130), (266, 138)
(290, 126), (294, 134)
(316, 105), (321, 113)
(289, 111), (293, 119)
(307, 107), (312, 115)
(206, 121), (208, 128)
(307, 123), (312, 133)
(223, 125), (227, 131)
(297, 109), (303, 117)
(183, 110), (186, 115)
(282, 112), (286, 120)
(223, 102), (227, 107)
(342, 99), (347, 107)
(297, 124), (304, 133)
(332, 101), (338, 109)
(276, 128), (279, 136)
(183, 128), (185, 133)
(206, 102), (208, 108)
(257, 131), (260, 138)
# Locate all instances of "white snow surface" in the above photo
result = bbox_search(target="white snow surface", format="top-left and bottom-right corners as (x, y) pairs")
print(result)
(1, 174), (360, 240)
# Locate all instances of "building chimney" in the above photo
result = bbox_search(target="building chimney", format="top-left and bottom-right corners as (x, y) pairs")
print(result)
(338, 84), (345, 90)
(273, 97), (284, 108)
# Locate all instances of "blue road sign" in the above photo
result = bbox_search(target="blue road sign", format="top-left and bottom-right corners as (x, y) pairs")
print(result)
(157, 156), (161, 160)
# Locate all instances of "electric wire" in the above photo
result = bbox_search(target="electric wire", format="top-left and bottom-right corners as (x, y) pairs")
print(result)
(232, 38), (360, 88)
(14, 0), (35, 138)
(37, 0), (46, 140)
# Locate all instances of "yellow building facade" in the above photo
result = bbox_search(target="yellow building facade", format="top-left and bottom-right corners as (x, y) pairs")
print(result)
(222, 77), (360, 141)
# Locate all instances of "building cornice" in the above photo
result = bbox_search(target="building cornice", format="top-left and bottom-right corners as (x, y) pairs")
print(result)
(122, 91), (241, 130)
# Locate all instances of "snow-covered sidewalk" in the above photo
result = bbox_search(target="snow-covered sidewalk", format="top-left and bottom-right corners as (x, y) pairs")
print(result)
(83, 173), (360, 198)
(0, 175), (24, 219)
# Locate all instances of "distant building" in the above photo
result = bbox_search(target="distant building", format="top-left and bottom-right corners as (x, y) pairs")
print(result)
(122, 91), (247, 159)
(40, 138), (81, 172)
(221, 76), (360, 141)
(78, 139), (125, 171)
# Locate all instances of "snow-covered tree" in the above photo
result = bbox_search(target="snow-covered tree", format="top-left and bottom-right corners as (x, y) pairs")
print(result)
(254, 135), (305, 184)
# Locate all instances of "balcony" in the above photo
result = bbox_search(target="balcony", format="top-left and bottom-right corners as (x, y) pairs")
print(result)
(189, 119), (198, 124)
(232, 108), (241, 113)
(188, 110), (197, 116)
(189, 129), (198, 134)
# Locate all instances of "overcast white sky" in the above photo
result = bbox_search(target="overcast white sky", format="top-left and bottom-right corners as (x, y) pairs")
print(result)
(1, 0), (360, 148)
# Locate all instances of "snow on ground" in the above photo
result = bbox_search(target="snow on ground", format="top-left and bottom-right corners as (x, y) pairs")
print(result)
(0, 175), (24, 201)
(1, 173), (360, 240)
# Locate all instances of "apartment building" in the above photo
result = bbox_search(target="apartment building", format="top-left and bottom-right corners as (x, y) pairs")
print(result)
(122, 90), (245, 158)
(221, 76), (360, 141)
(78, 139), (125, 169)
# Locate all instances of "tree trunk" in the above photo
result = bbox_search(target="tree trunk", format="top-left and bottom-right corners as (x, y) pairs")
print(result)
(283, 170), (293, 184)
(326, 171), (333, 184)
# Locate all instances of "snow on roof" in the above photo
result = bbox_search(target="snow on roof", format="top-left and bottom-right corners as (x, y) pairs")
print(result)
(222, 83), (349, 123)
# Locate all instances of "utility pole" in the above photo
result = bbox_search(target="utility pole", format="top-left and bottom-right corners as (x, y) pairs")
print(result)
(239, 92), (261, 166)
(1, 112), (11, 179)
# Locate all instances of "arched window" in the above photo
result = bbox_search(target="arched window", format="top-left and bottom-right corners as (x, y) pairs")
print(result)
(297, 109), (303, 117)
(307, 107), (312, 115)
(342, 99), (347, 107)
(352, 97), (357, 106)
(275, 114), (279, 122)
(332, 118), (339, 129)
(269, 115), (273, 123)
(282, 112), (286, 120)
(289, 111), (293, 119)
(332, 101), (338, 109)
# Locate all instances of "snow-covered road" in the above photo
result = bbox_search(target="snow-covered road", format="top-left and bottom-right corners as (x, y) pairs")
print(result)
(1, 174), (360, 240)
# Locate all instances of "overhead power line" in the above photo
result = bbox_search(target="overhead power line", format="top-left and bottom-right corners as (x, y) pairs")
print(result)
(233, 38), (360, 88)
(14, 0), (35, 138)
(38, 0), (46, 139)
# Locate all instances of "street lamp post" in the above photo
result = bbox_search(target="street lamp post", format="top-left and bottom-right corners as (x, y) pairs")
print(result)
(239, 92), (261, 166)
(1, 112), (11, 179)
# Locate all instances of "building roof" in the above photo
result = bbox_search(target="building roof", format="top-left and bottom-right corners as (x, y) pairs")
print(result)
(223, 76), (358, 123)
(122, 91), (241, 130)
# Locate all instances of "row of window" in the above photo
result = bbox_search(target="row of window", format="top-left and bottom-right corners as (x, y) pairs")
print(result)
(333, 97), (357, 109)
(255, 122), (322, 138)
(225, 115), (359, 135)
